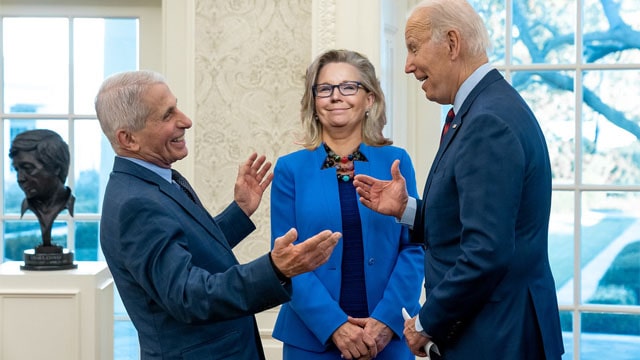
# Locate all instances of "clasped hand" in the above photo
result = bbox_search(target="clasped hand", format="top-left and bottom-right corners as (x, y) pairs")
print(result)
(333, 316), (394, 359)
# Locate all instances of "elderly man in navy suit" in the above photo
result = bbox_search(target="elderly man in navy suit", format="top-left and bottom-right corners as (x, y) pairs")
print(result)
(95, 70), (340, 360)
(354, 0), (564, 359)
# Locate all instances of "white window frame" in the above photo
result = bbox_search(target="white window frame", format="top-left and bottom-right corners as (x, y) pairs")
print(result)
(0, 0), (195, 259)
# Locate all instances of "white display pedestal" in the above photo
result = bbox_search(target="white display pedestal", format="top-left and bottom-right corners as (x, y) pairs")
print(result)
(0, 261), (113, 360)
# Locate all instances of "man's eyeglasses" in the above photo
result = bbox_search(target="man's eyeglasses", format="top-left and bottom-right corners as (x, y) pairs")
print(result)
(313, 81), (364, 98)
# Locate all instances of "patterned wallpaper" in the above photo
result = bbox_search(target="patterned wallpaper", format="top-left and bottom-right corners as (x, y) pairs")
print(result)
(193, 0), (313, 263)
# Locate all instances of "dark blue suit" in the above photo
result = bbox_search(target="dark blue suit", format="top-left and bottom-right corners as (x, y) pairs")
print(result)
(414, 69), (564, 359)
(100, 157), (291, 359)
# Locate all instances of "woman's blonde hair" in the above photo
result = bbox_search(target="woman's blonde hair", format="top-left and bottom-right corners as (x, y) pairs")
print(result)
(299, 49), (392, 149)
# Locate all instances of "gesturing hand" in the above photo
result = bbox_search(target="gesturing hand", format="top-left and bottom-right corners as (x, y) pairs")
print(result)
(234, 152), (273, 216)
(271, 228), (341, 278)
(353, 160), (408, 219)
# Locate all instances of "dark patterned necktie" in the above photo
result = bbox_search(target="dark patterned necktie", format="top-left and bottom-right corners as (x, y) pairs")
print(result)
(440, 107), (455, 143)
(171, 169), (200, 205)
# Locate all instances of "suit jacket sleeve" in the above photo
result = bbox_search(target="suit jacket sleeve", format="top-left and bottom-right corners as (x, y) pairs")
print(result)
(112, 185), (290, 324)
(214, 201), (255, 249)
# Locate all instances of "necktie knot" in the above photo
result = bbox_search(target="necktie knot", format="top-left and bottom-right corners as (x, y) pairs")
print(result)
(440, 107), (455, 143)
(446, 107), (455, 124)
(171, 169), (198, 204)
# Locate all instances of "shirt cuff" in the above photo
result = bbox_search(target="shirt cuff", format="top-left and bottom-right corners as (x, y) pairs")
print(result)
(398, 196), (417, 228)
(415, 315), (440, 355)
(268, 252), (290, 286)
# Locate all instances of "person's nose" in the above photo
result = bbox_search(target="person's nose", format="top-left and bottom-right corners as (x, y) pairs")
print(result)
(405, 55), (415, 74)
(330, 87), (343, 101)
(176, 110), (192, 128)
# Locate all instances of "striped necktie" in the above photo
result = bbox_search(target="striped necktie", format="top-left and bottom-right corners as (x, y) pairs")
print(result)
(440, 107), (455, 143)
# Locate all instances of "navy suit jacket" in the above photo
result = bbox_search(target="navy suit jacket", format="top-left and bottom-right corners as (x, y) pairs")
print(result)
(414, 69), (564, 359)
(100, 157), (291, 360)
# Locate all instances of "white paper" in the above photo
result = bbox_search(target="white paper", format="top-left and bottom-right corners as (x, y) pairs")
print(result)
(402, 307), (437, 359)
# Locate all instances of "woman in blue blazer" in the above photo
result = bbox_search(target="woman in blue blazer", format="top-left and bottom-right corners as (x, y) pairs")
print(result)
(271, 49), (424, 360)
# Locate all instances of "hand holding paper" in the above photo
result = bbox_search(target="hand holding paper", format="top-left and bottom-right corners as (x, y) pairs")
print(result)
(402, 307), (438, 359)
(401, 307), (412, 321)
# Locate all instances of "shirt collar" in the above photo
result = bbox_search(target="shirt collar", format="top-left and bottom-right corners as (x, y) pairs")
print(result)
(118, 156), (173, 183)
(453, 62), (493, 114)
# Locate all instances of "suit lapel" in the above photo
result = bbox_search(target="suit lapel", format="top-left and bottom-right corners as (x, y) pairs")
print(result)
(113, 158), (229, 248)
(421, 70), (504, 216)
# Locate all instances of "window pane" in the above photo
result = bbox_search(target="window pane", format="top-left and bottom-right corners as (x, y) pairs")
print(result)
(582, 70), (640, 185)
(581, 191), (640, 306)
(581, 313), (640, 359)
(3, 221), (40, 261)
(74, 18), (139, 114)
(114, 287), (140, 357)
(583, 0), (640, 64)
(73, 18), (105, 115)
(512, 0), (576, 64)
(514, 70), (576, 184)
(75, 221), (99, 261)
(2, 18), (69, 114)
(74, 120), (114, 214)
(469, 0), (506, 65)
(550, 191), (575, 306)
(114, 318), (140, 360)
(559, 310), (574, 359)
(3, 119), (69, 214)
(3, 220), (68, 262)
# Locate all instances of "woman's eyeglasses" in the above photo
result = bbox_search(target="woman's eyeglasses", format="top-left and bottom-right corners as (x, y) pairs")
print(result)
(312, 81), (364, 98)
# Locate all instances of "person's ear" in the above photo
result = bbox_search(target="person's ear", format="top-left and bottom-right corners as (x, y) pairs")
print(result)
(367, 92), (375, 109)
(447, 29), (461, 59)
(116, 129), (140, 152)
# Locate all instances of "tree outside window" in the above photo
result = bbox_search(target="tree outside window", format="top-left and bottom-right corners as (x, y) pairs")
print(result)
(469, 0), (640, 358)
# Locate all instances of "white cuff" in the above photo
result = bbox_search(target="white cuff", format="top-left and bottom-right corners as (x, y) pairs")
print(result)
(398, 196), (417, 228)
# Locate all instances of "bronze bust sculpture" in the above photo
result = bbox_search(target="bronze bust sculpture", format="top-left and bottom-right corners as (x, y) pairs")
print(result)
(9, 129), (77, 270)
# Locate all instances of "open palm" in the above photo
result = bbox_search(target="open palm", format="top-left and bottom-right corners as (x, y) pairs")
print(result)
(353, 160), (408, 219)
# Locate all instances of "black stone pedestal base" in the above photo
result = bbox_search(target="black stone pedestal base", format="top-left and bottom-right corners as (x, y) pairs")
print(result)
(21, 246), (78, 271)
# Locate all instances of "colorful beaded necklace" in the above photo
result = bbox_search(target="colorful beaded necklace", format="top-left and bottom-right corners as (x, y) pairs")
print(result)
(321, 143), (368, 182)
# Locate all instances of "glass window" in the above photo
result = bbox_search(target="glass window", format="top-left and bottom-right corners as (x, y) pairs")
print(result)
(551, 190), (575, 307)
(582, 70), (640, 185)
(465, 0), (640, 358)
(3, 18), (69, 114)
(2, 17), (137, 260)
(1, 14), (140, 359)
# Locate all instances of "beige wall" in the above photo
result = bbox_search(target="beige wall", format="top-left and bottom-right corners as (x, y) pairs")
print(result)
(191, 0), (311, 263)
